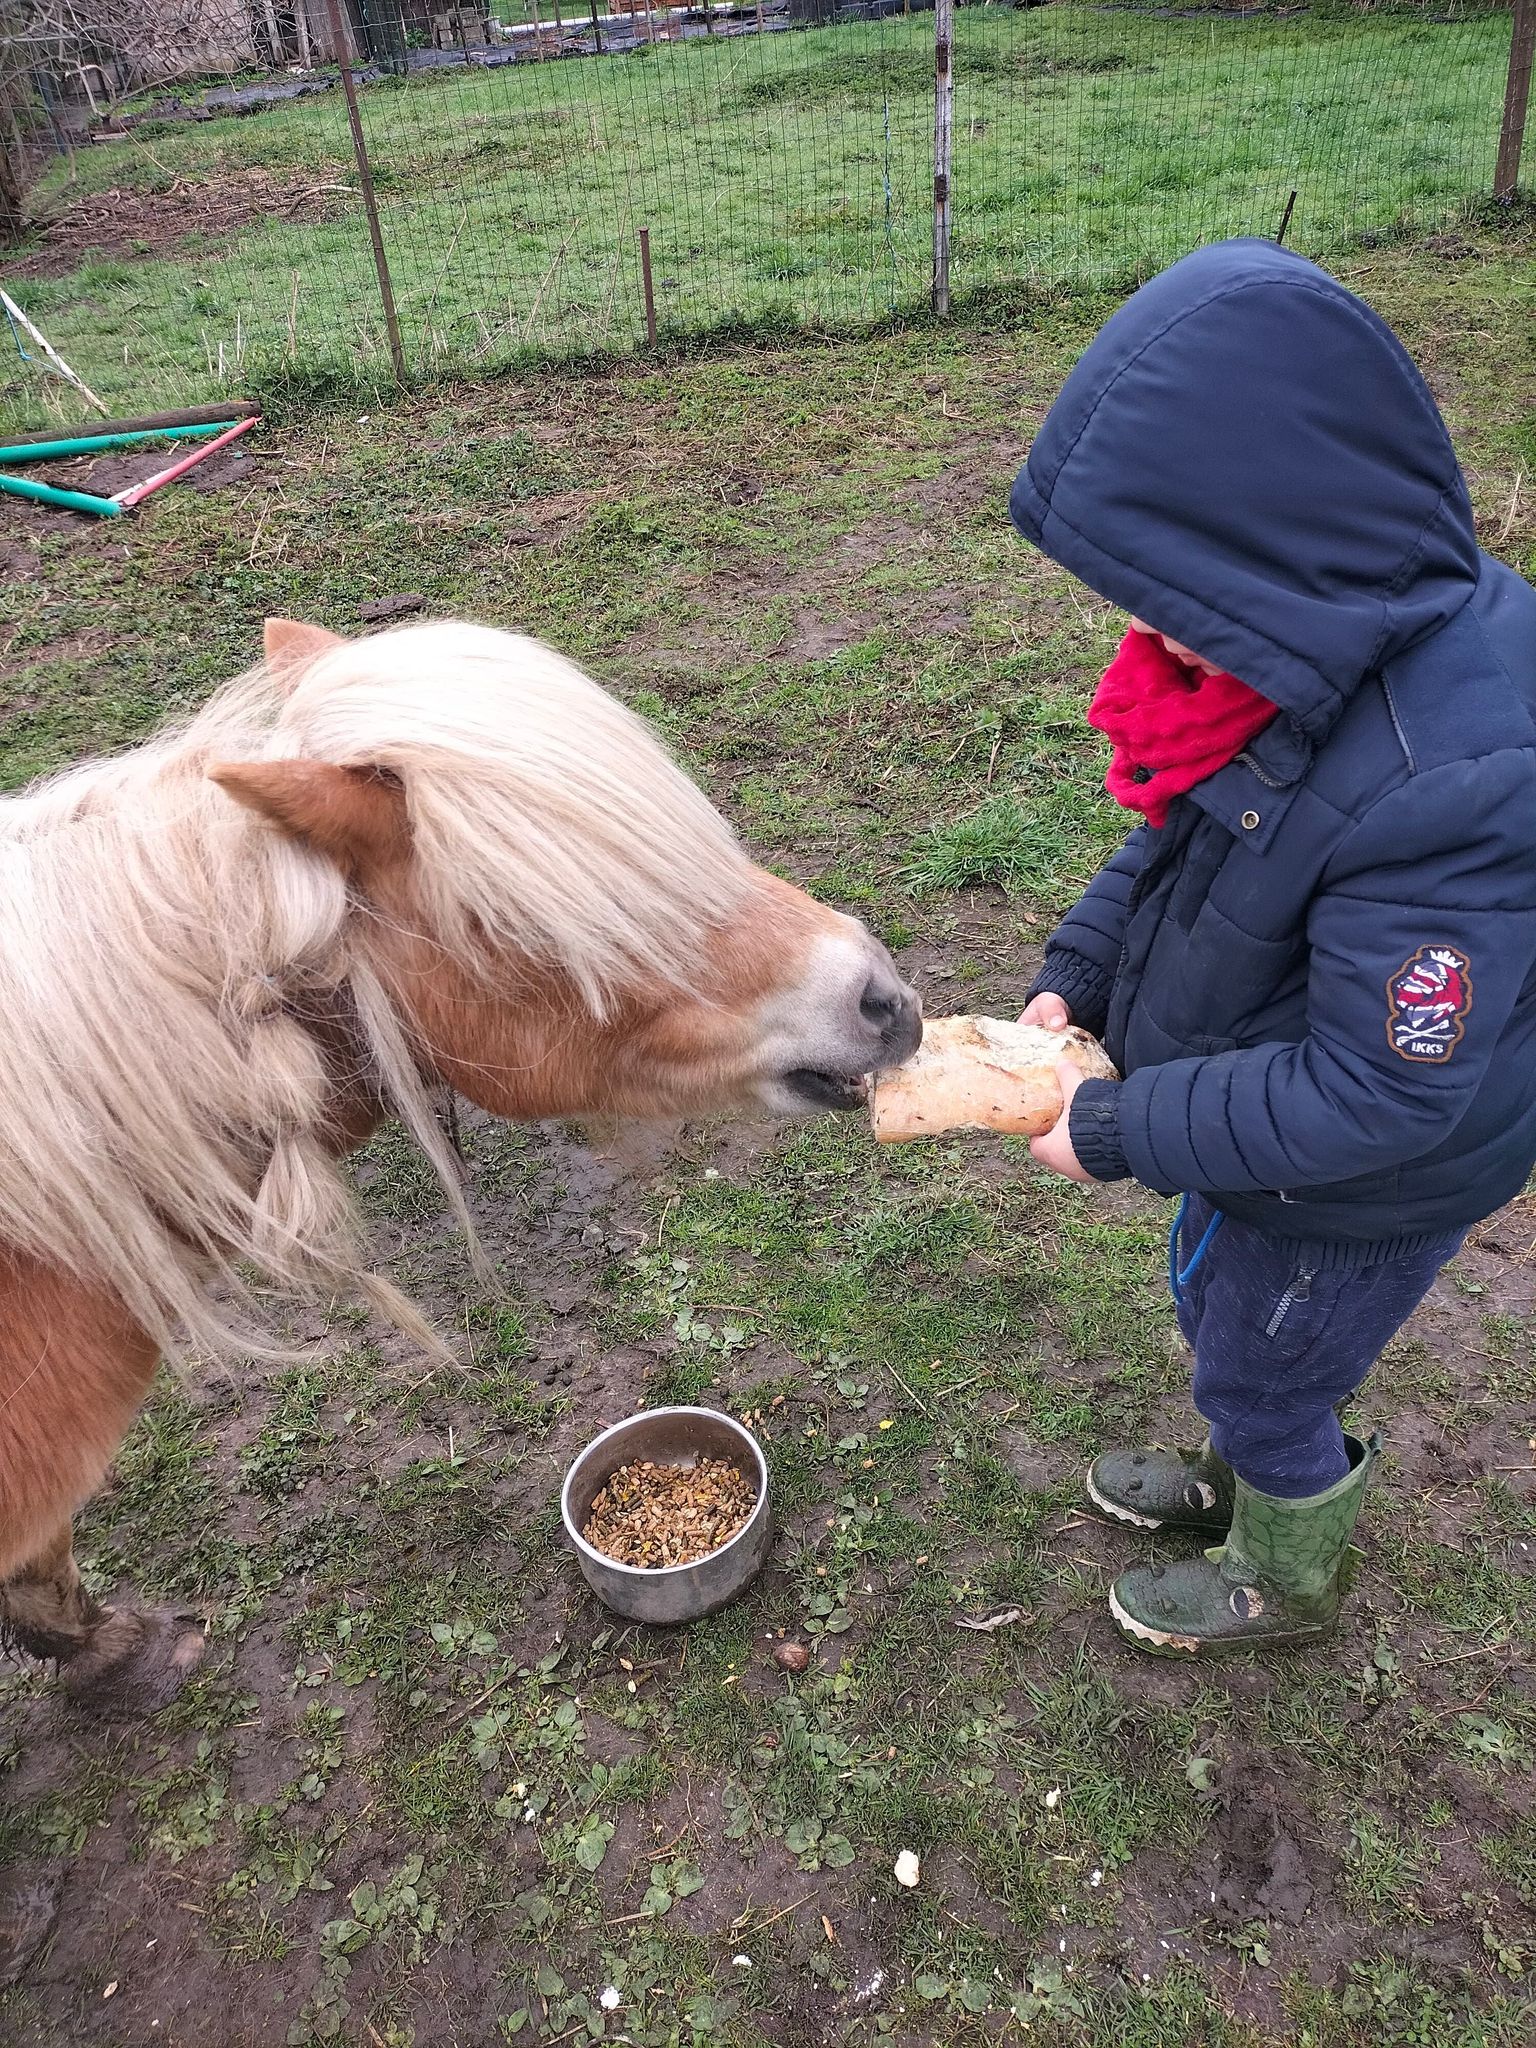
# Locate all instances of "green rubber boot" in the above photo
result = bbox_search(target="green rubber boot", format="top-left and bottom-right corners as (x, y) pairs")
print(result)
(1086, 1436), (1235, 1534)
(1108, 1434), (1379, 1658)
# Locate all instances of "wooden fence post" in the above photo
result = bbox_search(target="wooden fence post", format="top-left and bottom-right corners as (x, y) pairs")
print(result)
(1495, 0), (1536, 200)
(639, 227), (658, 344)
(932, 0), (954, 315)
(323, 0), (408, 383)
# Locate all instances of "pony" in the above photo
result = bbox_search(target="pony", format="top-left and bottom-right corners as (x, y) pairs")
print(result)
(0, 616), (920, 1717)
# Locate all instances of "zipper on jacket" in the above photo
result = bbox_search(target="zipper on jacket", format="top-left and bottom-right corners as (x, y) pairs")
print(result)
(1235, 748), (1290, 791)
(1265, 1268), (1314, 1338)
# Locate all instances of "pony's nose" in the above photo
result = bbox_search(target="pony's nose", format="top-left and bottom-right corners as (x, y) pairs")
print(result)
(860, 977), (923, 1064)
(859, 981), (902, 1028)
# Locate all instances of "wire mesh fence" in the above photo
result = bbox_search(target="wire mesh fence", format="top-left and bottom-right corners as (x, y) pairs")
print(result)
(0, 0), (1527, 429)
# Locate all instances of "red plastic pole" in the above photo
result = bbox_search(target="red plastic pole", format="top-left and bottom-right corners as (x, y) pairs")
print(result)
(113, 415), (261, 510)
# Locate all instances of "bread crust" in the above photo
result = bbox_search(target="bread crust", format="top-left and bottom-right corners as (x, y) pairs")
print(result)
(870, 1016), (1119, 1142)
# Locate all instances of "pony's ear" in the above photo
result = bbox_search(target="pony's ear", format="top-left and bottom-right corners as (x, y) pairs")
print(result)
(209, 760), (409, 867)
(264, 618), (344, 691)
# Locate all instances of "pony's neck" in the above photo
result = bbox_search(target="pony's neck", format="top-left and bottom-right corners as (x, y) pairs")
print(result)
(294, 981), (394, 1159)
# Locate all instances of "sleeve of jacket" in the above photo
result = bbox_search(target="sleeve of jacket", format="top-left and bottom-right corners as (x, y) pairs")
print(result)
(1026, 826), (1149, 1037)
(1068, 760), (1536, 1191)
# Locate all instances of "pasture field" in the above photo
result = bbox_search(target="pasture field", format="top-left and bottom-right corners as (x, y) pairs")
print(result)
(1, 3), (1511, 426)
(1, 224), (1534, 2045)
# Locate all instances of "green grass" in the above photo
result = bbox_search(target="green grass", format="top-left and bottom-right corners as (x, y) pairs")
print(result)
(903, 787), (1122, 895)
(2, 5), (1512, 426)
(1, 231), (1535, 2045)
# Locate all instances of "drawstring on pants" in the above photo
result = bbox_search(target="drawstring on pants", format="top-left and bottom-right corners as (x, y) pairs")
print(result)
(1169, 1192), (1224, 1306)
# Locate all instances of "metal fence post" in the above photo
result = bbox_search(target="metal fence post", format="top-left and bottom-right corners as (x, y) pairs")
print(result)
(322, 0), (408, 383)
(932, 0), (954, 315)
(1496, 0), (1536, 199)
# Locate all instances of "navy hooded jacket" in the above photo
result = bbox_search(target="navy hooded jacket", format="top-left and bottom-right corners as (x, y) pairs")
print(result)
(1010, 238), (1536, 1261)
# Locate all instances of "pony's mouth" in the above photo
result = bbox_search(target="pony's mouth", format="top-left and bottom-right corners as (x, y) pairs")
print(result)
(783, 1068), (870, 1111)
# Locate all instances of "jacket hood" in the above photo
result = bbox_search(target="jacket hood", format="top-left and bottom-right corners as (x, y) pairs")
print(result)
(1009, 240), (1480, 740)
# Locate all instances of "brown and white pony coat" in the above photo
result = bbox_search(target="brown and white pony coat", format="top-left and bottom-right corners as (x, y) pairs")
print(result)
(0, 618), (919, 1714)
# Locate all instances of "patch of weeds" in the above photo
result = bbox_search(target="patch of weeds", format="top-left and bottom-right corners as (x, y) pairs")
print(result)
(1352, 1635), (1408, 1708)
(1467, 1893), (1536, 1981)
(371, 1640), (584, 1837)
(132, 1737), (231, 1862)
(352, 1118), (452, 1225)
(912, 1954), (1091, 2027)
(77, 1386), (290, 1626)
(620, 1251), (760, 1404)
(1398, 1540), (1530, 1639)
(1343, 1811), (1436, 1920)
(636, 1854), (706, 1915)
(465, 1119), (558, 1211)
(1216, 1921), (1276, 1972)
(289, 1855), (444, 2045)
(1015, 1655), (1200, 1871)
(239, 1366), (332, 1503)
(971, 1816), (1067, 1939)
(792, 1489), (893, 1642)
(244, 348), (401, 424)
(226, 1807), (350, 1910)
(468, 1360), (565, 1438)
(17, 1774), (118, 1859)
(716, 1677), (879, 1873)
(501, 1929), (739, 2045)
(1455, 1710), (1531, 1768)
(1480, 1828), (1536, 1907)
(291, 1704), (348, 1804)
(466, 1298), (532, 1361)
(1295, 1953), (1536, 2045)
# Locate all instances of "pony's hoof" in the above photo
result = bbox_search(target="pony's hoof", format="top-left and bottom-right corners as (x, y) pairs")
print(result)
(0, 1865), (64, 1987)
(60, 1605), (207, 1720)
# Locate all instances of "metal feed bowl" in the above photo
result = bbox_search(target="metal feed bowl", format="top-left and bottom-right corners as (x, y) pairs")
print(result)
(560, 1406), (771, 1624)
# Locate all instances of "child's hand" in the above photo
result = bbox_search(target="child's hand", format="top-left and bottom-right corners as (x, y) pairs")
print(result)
(1030, 1062), (1095, 1183)
(1018, 998), (1093, 1179)
(1019, 993), (1072, 1031)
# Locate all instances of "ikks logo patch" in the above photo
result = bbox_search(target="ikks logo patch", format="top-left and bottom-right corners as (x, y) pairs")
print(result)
(1385, 945), (1473, 1064)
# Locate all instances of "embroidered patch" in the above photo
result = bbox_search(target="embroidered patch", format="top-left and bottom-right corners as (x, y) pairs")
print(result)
(1385, 946), (1473, 1063)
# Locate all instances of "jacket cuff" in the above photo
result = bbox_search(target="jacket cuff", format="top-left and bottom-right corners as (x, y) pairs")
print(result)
(1027, 951), (1114, 1038)
(1069, 1079), (1131, 1182)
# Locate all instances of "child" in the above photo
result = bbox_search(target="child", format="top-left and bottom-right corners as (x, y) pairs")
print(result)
(1010, 238), (1536, 1657)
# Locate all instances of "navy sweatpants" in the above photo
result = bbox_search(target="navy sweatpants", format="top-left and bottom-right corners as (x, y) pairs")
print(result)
(1172, 1195), (1463, 1498)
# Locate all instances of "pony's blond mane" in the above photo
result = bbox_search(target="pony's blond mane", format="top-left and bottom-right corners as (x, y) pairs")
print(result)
(0, 621), (751, 1361)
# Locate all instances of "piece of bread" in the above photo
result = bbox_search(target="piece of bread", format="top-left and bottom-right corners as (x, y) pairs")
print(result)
(870, 1016), (1119, 1143)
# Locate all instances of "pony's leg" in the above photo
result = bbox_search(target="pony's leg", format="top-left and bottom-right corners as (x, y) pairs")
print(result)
(0, 1522), (199, 1980)
(1, 1519), (205, 1718)
(0, 1253), (205, 1718)
(2, 1519), (101, 1657)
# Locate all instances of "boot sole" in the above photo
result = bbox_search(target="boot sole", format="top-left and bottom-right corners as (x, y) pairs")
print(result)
(1085, 1468), (1233, 1535)
(1108, 1584), (1335, 1659)
(1108, 1583), (1199, 1654)
(1085, 1471), (1162, 1530)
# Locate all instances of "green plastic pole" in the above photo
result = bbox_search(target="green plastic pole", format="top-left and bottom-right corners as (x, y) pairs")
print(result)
(0, 471), (120, 516)
(0, 421), (236, 465)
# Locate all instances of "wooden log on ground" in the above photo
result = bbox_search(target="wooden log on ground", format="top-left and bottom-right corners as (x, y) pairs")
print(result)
(0, 401), (260, 448)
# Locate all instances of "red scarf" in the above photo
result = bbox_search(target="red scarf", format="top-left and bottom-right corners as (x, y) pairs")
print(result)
(1089, 629), (1276, 828)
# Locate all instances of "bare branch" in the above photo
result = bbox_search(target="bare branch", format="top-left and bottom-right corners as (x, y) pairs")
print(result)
(2, 0), (265, 238)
